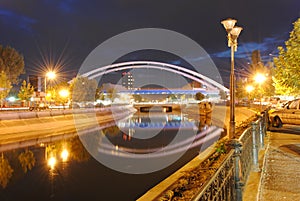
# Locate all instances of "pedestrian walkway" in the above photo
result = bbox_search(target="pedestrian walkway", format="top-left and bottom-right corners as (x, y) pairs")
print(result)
(244, 131), (300, 201)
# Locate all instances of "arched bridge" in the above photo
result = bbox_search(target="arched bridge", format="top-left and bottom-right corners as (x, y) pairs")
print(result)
(80, 61), (229, 93)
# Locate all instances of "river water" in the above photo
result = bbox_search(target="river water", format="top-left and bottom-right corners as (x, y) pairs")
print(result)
(0, 111), (221, 201)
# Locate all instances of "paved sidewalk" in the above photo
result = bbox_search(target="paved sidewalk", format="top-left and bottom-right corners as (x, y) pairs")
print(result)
(244, 131), (300, 201)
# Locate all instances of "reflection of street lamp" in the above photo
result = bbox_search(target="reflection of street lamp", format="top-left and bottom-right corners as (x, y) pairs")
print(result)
(47, 156), (56, 170)
(221, 18), (243, 138)
(254, 73), (266, 111)
(61, 149), (69, 162)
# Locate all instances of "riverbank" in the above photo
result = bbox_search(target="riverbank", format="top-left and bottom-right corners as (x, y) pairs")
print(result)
(0, 106), (136, 152)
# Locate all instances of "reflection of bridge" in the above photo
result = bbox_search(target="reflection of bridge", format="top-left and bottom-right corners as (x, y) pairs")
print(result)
(133, 102), (183, 112)
(117, 121), (197, 130)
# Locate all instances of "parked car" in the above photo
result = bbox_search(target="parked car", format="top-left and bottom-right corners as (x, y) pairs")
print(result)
(268, 99), (300, 127)
(29, 103), (49, 111)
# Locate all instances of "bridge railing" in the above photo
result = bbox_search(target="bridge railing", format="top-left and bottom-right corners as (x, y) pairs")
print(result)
(192, 111), (268, 201)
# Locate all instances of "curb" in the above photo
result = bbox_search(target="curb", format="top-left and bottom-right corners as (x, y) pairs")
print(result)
(137, 142), (217, 201)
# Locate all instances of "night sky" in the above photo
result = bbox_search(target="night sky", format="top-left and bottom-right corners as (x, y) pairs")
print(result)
(0, 0), (299, 86)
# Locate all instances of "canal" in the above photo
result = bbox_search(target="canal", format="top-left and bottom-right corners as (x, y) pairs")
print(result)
(0, 111), (222, 201)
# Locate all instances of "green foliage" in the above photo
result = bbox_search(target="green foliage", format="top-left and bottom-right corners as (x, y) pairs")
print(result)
(219, 90), (227, 100)
(215, 139), (227, 154)
(18, 150), (36, 173)
(0, 71), (12, 106)
(69, 138), (90, 162)
(168, 94), (177, 101)
(18, 80), (34, 101)
(70, 75), (97, 103)
(102, 125), (120, 137)
(273, 18), (300, 95)
(0, 45), (25, 84)
(0, 154), (14, 188)
(236, 79), (247, 100)
(51, 81), (70, 104)
(132, 94), (142, 102)
(106, 87), (117, 101)
(95, 86), (104, 100)
(195, 92), (205, 101)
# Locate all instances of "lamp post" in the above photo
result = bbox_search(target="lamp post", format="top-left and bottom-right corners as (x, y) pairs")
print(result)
(254, 73), (266, 111)
(246, 85), (254, 107)
(59, 89), (69, 109)
(221, 18), (243, 139)
(44, 71), (56, 102)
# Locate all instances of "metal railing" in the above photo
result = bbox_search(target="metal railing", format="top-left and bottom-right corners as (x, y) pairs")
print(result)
(192, 111), (268, 201)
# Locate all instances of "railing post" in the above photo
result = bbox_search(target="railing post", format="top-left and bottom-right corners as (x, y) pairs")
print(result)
(251, 122), (260, 172)
(259, 115), (265, 149)
(230, 139), (243, 201)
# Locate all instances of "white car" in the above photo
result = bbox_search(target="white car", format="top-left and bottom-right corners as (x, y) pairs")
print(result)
(269, 99), (300, 127)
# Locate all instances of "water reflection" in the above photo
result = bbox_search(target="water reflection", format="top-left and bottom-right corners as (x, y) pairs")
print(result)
(103, 112), (213, 151)
(0, 111), (218, 200)
(76, 111), (221, 174)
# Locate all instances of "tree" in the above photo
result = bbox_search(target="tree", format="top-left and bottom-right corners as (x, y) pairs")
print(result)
(18, 150), (35, 173)
(0, 71), (12, 107)
(235, 78), (247, 101)
(219, 90), (227, 100)
(273, 18), (300, 95)
(195, 92), (205, 101)
(18, 80), (34, 106)
(50, 81), (70, 105)
(0, 46), (25, 84)
(106, 87), (117, 101)
(132, 94), (142, 102)
(69, 138), (90, 162)
(70, 75), (98, 103)
(167, 94), (177, 102)
(0, 154), (13, 188)
(95, 86), (105, 101)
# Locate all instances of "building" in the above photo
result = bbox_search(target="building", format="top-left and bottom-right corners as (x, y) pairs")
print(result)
(27, 75), (44, 92)
(122, 72), (134, 90)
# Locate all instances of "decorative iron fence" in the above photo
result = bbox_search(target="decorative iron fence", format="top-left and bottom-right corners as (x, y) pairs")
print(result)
(192, 111), (267, 201)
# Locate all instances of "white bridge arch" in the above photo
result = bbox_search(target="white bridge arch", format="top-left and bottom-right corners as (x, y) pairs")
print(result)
(80, 61), (228, 93)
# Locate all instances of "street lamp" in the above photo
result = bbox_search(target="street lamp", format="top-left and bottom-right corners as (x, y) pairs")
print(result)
(44, 71), (56, 94)
(221, 18), (243, 138)
(254, 73), (266, 111)
(246, 85), (254, 106)
(59, 89), (69, 109)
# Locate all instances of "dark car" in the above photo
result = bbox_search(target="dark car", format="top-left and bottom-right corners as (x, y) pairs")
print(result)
(269, 99), (300, 127)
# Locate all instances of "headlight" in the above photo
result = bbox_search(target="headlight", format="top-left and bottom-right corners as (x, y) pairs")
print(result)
(268, 109), (276, 114)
